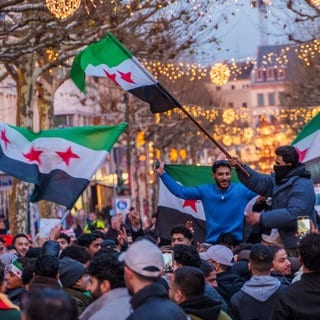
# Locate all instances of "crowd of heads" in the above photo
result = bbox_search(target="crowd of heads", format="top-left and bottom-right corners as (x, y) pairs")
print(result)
(0, 204), (319, 320)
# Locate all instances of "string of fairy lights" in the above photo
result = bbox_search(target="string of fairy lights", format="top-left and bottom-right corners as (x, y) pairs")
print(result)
(44, 0), (320, 172)
(143, 40), (320, 85)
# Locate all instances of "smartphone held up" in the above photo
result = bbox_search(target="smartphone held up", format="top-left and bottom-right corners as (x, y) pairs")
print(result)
(162, 251), (174, 273)
(154, 159), (160, 170)
(297, 216), (311, 240)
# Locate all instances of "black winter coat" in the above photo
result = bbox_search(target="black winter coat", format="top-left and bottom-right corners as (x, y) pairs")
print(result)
(272, 272), (320, 319)
(127, 282), (187, 320)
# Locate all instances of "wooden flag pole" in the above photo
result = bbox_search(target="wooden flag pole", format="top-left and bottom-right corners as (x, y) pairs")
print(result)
(123, 44), (249, 176)
(157, 84), (250, 177)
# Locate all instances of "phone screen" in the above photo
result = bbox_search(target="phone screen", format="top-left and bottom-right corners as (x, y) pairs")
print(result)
(162, 252), (173, 273)
(297, 216), (311, 239)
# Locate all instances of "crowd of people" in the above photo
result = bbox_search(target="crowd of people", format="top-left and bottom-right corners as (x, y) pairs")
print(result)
(0, 144), (319, 320)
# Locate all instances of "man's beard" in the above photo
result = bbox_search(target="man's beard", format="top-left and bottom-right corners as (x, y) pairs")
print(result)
(90, 286), (103, 300)
(216, 180), (230, 190)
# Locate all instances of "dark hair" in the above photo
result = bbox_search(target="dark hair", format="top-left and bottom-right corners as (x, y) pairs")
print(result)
(77, 233), (103, 248)
(299, 233), (320, 272)
(86, 252), (125, 289)
(173, 266), (205, 298)
(275, 145), (299, 167)
(234, 242), (253, 255)
(22, 258), (38, 285)
(216, 232), (239, 249)
(173, 244), (201, 268)
(21, 288), (78, 320)
(211, 160), (231, 173)
(12, 233), (29, 246)
(36, 255), (59, 278)
(199, 259), (215, 277)
(170, 225), (193, 241)
(0, 261), (4, 284)
(57, 233), (71, 244)
(92, 230), (105, 240)
(26, 247), (42, 259)
(249, 244), (273, 273)
(268, 245), (283, 258)
(60, 245), (92, 264)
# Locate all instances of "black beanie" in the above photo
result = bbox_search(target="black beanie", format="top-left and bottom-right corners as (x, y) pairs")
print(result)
(59, 257), (84, 288)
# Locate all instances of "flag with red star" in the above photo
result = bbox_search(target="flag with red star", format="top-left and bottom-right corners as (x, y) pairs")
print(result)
(292, 112), (320, 183)
(0, 122), (127, 208)
(155, 165), (209, 244)
(70, 32), (176, 114)
(156, 164), (243, 244)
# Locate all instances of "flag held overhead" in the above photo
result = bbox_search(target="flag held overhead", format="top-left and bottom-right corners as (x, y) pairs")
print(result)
(292, 112), (320, 183)
(0, 123), (127, 209)
(70, 32), (176, 114)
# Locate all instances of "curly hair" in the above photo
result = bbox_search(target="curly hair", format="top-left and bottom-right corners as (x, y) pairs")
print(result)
(299, 233), (320, 272)
(86, 252), (125, 289)
(170, 225), (193, 241)
(173, 244), (201, 268)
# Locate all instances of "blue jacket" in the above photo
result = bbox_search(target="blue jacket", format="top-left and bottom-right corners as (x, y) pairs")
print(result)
(236, 164), (317, 249)
(160, 172), (256, 243)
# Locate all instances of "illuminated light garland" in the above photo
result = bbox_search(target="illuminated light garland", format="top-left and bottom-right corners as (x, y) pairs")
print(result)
(210, 63), (230, 85)
(46, 0), (81, 19)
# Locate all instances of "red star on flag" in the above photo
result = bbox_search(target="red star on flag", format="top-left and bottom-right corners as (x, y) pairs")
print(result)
(0, 129), (10, 149)
(56, 146), (80, 166)
(183, 199), (198, 213)
(296, 147), (308, 162)
(118, 71), (135, 84)
(104, 69), (119, 85)
(23, 146), (43, 165)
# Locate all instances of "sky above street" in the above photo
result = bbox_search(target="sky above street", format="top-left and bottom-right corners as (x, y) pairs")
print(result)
(197, 0), (290, 64)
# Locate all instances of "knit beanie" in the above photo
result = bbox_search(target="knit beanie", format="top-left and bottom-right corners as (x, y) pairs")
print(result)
(59, 257), (84, 288)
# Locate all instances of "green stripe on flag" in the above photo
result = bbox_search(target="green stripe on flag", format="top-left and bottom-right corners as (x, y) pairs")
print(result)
(164, 164), (239, 186)
(9, 123), (128, 151)
(80, 33), (132, 69)
(291, 112), (320, 144)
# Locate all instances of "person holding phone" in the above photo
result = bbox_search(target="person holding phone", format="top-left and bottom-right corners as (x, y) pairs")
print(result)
(229, 145), (318, 256)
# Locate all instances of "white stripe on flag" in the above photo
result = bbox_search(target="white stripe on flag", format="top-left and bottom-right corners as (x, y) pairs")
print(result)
(158, 180), (206, 221)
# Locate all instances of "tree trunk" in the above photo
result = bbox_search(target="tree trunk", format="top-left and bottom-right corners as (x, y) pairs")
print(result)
(9, 54), (37, 235)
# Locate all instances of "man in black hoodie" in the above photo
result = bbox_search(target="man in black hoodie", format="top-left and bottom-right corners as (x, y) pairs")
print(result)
(169, 266), (230, 320)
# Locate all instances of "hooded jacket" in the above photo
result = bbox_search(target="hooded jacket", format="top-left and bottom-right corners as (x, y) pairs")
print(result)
(236, 164), (317, 249)
(229, 275), (286, 320)
(127, 282), (187, 320)
(179, 294), (224, 320)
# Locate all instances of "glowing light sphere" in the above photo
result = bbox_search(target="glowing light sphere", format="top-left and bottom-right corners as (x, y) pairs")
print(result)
(311, 0), (320, 6)
(222, 108), (236, 124)
(46, 0), (81, 19)
(210, 63), (230, 85)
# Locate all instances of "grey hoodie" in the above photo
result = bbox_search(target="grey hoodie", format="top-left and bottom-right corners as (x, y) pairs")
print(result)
(241, 275), (281, 302)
